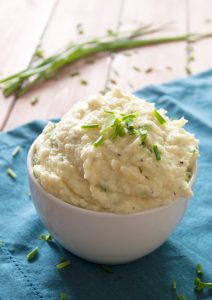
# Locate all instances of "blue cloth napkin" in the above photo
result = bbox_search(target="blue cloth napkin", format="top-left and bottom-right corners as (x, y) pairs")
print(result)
(1, 70), (212, 300)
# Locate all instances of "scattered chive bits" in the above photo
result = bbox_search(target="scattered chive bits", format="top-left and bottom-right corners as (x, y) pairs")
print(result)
(80, 79), (88, 85)
(30, 96), (39, 106)
(56, 260), (71, 269)
(145, 67), (153, 73)
(39, 233), (53, 241)
(26, 246), (39, 261)
(132, 66), (141, 72)
(0, 240), (3, 247)
(12, 146), (21, 157)
(152, 110), (166, 125)
(152, 144), (161, 161)
(81, 124), (99, 129)
(60, 293), (67, 300)
(100, 265), (113, 273)
(70, 71), (80, 77)
(6, 168), (17, 180)
(34, 47), (44, 59)
(171, 279), (177, 291)
(196, 263), (203, 275)
(107, 29), (117, 37)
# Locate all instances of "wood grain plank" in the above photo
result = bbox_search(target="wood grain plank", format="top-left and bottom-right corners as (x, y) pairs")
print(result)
(187, 0), (212, 74)
(0, 0), (57, 129)
(4, 0), (123, 130)
(107, 0), (188, 93)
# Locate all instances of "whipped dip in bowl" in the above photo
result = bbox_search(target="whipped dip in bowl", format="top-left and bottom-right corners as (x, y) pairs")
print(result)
(27, 88), (198, 264)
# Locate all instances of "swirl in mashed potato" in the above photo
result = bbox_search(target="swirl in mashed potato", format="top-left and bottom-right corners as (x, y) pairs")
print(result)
(33, 88), (198, 214)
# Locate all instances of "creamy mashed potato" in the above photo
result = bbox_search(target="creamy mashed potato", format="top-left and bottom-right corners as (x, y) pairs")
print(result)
(33, 88), (198, 214)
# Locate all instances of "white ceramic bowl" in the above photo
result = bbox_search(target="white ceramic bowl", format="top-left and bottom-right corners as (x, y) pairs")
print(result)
(27, 137), (196, 265)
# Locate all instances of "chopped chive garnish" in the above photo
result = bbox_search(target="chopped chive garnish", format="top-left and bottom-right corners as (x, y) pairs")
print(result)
(70, 71), (80, 77)
(185, 66), (192, 75)
(132, 66), (141, 72)
(145, 67), (153, 73)
(152, 110), (166, 125)
(56, 260), (70, 269)
(26, 246), (39, 261)
(110, 79), (117, 85)
(194, 276), (212, 292)
(30, 96), (39, 106)
(81, 124), (99, 129)
(152, 144), (161, 160)
(100, 265), (113, 273)
(34, 48), (44, 59)
(7, 168), (17, 180)
(172, 279), (177, 290)
(177, 295), (186, 300)
(196, 263), (203, 275)
(12, 146), (21, 157)
(80, 79), (88, 85)
(188, 56), (195, 62)
(0, 240), (3, 247)
(39, 233), (53, 241)
(107, 29), (117, 37)
(139, 127), (148, 145)
(60, 293), (67, 300)
(93, 135), (104, 147)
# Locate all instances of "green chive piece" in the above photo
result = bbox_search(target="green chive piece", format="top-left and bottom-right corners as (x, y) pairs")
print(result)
(80, 79), (88, 85)
(110, 79), (117, 85)
(152, 110), (166, 125)
(30, 96), (39, 106)
(196, 263), (203, 275)
(107, 29), (117, 37)
(70, 71), (80, 77)
(60, 293), (67, 300)
(171, 279), (177, 290)
(6, 168), (17, 180)
(12, 146), (21, 157)
(185, 66), (192, 75)
(26, 246), (39, 261)
(81, 124), (99, 129)
(93, 135), (104, 147)
(100, 265), (113, 273)
(0, 240), (3, 247)
(56, 260), (70, 269)
(194, 276), (212, 292)
(34, 48), (44, 59)
(177, 295), (186, 300)
(132, 66), (141, 72)
(139, 127), (148, 144)
(39, 233), (53, 241)
(152, 144), (161, 160)
(145, 67), (153, 73)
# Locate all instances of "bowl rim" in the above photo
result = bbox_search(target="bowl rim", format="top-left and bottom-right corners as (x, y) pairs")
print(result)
(27, 134), (196, 219)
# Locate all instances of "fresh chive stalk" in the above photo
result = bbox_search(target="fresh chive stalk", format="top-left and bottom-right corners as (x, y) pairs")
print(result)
(171, 279), (177, 291)
(12, 146), (21, 157)
(56, 260), (71, 269)
(26, 247), (39, 261)
(196, 263), (203, 275)
(1, 25), (212, 98)
(93, 135), (104, 147)
(152, 144), (161, 160)
(194, 277), (212, 292)
(81, 124), (99, 129)
(6, 168), (17, 180)
(39, 233), (53, 241)
(152, 110), (166, 125)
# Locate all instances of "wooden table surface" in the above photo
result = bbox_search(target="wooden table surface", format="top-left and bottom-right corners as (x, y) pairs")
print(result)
(0, 0), (212, 131)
